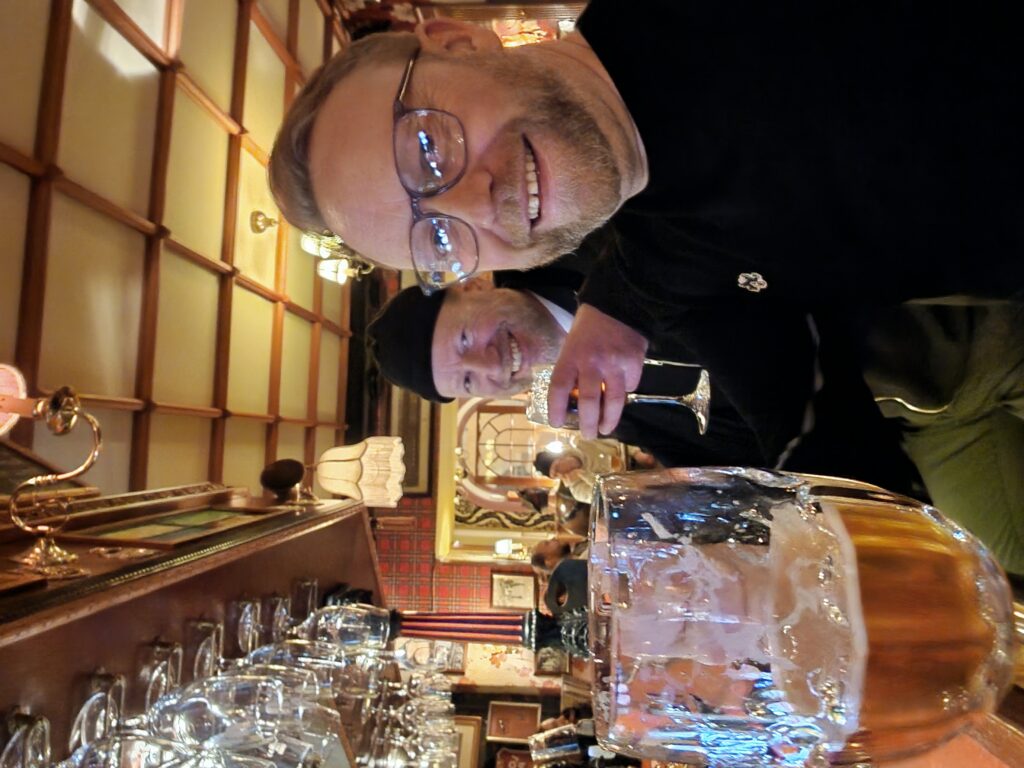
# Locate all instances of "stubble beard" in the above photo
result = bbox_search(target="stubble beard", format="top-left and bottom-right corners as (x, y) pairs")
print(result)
(468, 52), (623, 267)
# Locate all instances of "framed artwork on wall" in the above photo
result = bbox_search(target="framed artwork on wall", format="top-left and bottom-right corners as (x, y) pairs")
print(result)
(486, 701), (542, 744)
(533, 646), (569, 676)
(490, 570), (536, 611)
(389, 385), (433, 495)
(453, 715), (482, 768)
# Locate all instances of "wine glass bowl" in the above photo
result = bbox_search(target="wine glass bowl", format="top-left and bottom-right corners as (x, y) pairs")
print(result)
(526, 363), (711, 435)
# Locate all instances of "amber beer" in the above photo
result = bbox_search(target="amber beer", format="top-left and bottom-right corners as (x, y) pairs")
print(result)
(589, 469), (1014, 766)
(829, 497), (1012, 759)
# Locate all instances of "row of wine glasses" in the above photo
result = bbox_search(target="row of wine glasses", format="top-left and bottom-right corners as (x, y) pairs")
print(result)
(31, 601), (460, 768)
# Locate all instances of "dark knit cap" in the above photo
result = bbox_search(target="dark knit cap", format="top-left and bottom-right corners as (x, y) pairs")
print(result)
(366, 286), (453, 403)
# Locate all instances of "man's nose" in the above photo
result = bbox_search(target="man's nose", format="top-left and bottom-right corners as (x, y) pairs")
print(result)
(463, 346), (502, 377)
(428, 166), (495, 229)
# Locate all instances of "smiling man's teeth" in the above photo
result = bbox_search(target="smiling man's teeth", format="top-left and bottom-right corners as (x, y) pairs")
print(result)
(509, 336), (522, 375)
(525, 145), (541, 221)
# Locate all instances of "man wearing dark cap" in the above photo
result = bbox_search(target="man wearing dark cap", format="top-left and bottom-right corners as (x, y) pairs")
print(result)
(367, 279), (1024, 577)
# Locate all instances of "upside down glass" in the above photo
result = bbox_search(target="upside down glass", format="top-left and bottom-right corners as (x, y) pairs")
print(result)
(589, 467), (1015, 767)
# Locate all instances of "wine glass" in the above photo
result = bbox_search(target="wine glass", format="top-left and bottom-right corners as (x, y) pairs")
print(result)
(588, 467), (1015, 767)
(526, 361), (711, 434)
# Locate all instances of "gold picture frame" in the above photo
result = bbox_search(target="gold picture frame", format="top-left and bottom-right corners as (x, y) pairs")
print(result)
(453, 715), (482, 768)
(486, 701), (541, 744)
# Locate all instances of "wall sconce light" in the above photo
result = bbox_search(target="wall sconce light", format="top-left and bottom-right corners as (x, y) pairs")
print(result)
(300, 230), (374, 285)
(494, 538), (527, 560)
(249, 210), (278, 234)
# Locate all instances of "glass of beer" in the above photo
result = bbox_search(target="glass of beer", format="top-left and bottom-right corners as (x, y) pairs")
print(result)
(588, 467), (1015, 767)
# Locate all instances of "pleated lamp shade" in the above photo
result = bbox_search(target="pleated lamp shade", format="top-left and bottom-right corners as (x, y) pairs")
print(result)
(315, 437), (406, 508)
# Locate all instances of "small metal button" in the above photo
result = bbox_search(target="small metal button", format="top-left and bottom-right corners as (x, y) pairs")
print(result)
(737, 272), (768, 293)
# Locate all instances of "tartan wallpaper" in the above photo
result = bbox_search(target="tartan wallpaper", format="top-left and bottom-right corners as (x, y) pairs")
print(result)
(375, 496), (493, 612)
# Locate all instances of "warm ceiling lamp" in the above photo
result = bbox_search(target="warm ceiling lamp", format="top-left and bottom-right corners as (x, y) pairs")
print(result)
(300, 230), (374, 285)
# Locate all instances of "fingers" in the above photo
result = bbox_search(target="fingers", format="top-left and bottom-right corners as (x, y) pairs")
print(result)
(599, 374), (627, 437)
(575, 373), (604, 439)
(546, 357), (576, 429)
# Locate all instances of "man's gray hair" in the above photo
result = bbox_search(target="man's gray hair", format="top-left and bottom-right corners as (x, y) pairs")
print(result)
(268, 32), (419, 234)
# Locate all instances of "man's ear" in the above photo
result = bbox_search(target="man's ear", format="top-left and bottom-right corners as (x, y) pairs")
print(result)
(415, 19), (503, 56)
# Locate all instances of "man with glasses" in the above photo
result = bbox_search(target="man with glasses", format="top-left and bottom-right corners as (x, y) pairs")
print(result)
(270, 2), (1024, 439)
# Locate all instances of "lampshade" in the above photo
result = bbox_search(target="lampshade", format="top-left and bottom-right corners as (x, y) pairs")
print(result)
(315, 437), (406, 508)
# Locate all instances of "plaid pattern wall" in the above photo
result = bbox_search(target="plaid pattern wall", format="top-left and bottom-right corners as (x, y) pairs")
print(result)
(375, 497), (493, 612)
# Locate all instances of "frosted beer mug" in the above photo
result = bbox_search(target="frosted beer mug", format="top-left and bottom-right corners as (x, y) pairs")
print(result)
(589, 468), (1015, 767)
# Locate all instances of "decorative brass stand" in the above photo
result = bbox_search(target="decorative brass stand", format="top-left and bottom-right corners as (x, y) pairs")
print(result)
(6, 386), (102, 578)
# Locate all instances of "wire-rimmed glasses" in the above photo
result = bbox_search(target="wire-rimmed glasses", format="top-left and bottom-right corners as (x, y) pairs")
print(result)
(393, 46), (479, 295)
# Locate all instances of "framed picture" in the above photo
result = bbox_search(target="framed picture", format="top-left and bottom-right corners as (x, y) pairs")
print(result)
(453, 715), (482, 768)
(486, 701), (542, 744)
(439, 639), (467, 674)
(389, 385), (433, 495)
(533, 646), (569, 676)
(490, 570), (536, 611)
(495, 747), (534, 768)
(56, 506), (290, 550)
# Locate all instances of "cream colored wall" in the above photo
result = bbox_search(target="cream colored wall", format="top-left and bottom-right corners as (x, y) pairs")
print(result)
(1, 0), (343, 497)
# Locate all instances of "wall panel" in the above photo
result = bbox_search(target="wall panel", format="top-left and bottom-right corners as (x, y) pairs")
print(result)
(277, 422), (306, 464)
(62, 0), (159, 215)
(317, 332), (341, 421)
(280, 313), (313, 419)
(222, 417), (267, 494)
(0, 0), (50, 154)
(285, 227), (315, 310)
(153, 248), (219, 405)
(147, 413), (213, 488)
(33, 406), (133, 495)
(178, 0), (237, 111)
(297, 0), (324, 75)
(164, 89), (229, 260)
(227, 286), (273, 414)
(115, 0), (168, 48)
(242, 22), (285, 152)
(40, 194), (144, 397)
(234, 150), (279, 286)
(0, 165), (29, 363)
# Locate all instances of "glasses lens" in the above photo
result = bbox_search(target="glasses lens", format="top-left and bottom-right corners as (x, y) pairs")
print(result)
(411, 216), (478, 291)
(394, 110), (466, 195)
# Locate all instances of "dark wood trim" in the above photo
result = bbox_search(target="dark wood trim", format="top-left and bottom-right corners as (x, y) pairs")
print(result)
(176, 72), (243, 136)
(284, 300), (318, 324)
(79, 394), (147, 411)
(267, 301), (285, 421)
(321, 318), (350, 338)
(265, 421), (279, 467)
(314, 0), (332, 19)
(209, 274), (234, 482)
(251, 3), (302, 75)
(230, 0), (253, 122)
(151, 403), (222, 418)
(240, 133), (269, 165)
(14, 0), (74, 447)
(164, 0), (184, 59)
(0, 142), (45, 177)
(164, 238), (234, 275)
(224, 410), (275, 423)
(35, 0), (72, 163)
(236, 273), (282, 303)
(287, 0), (300, 59)
(83, 0), (173, 69)
(54, 175), (159, 236)
(148, 69), (176, 225)
(308, 321), (322, 422)
(278, 416), (315, 428)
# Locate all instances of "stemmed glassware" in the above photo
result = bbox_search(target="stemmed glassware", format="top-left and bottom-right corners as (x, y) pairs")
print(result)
(526, 361), (711, 434)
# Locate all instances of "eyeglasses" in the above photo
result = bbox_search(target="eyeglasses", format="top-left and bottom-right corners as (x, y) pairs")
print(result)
(393, 46), (479, 295)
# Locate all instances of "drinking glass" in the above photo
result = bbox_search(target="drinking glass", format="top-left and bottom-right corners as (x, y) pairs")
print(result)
(291, 604), (390, 649)
(528, 724), (584, 767)
(527, 362), (711, 434)
(589, 467), (1015, 767)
